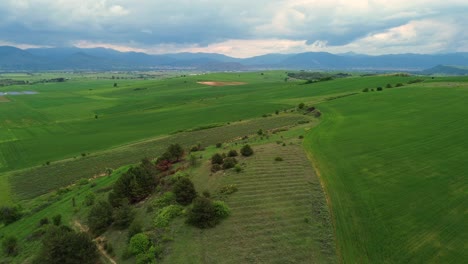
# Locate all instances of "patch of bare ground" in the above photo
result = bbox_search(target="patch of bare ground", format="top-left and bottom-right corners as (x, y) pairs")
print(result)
(197, 81), (247, 86)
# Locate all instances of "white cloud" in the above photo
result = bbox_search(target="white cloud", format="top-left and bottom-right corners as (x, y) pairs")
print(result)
(0, 0), (466, 56)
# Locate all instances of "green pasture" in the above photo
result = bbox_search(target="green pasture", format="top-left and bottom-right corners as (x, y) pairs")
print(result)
(305, 82), (468, 263)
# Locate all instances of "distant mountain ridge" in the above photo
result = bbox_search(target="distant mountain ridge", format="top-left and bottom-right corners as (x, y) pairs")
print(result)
(0, 46), (467, 71)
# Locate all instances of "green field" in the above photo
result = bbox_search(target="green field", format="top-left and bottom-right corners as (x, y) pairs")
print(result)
(1, 71), (467, 263)
(305, 82), (468, 263)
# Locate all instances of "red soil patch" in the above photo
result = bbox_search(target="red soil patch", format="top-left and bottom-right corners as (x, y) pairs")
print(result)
(0, 96), (10, 102)
(197, 81), (247, 86)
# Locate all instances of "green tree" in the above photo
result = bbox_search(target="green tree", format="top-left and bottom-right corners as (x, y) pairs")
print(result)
(2, 236), (19, 256)
(211, 153), (223, 165)
(0, 206), (22, 225)
(222, 157), (238, 170)
(173, 177), (197, 206)
(113, 203), (134, 230)
(87, 201), (113, 235)
(186, 197), (218, 228)
(128, 233), (151, 256)
(240, 144), (254, 157)
(34, 226), (98, 264)
(298, 102), (305, 109)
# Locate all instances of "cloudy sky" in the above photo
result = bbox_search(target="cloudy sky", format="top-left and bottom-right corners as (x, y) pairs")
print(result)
(0, 0), (467, 57)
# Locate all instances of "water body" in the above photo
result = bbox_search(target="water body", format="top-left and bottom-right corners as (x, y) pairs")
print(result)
(0, 91), (38, 96)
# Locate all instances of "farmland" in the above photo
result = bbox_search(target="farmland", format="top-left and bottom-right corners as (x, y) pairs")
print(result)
(305, 81), (468, 263)
(1, 71), (467, 263)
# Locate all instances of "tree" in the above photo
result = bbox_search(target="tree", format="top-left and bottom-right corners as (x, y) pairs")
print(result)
(0, 206), (22, 225)
(222, 157), (237, 170)
(377, 87), (383, 91)
(240, 144), (254, 157)
(211, 153), (223, 165)
(34, 226), (98, 264)
(2, 236), (18, 256)
(113, 203), (134, 230)
(227, 149), (238, 157)
(164, 143), (184, 162)
(87, 201), (113, 235)
(298, 102), (305, 109)
(173, 177), (197, 206)
(128, 233), (151, 256)
(52, 214), (62, 226)
(113, 83), (118, 87)
(186, 197), (218, 228)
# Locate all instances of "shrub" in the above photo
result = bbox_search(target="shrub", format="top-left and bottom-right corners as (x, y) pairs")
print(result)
(84, 192), (95, 206)
(173, 177), (197, 206)
(274, 157), (283, 161)
(298, 102), (305, 109)
(218, 184), (238, 195)
(154, 205), (183, 228)
(0, 206), (22, 225)
(298, 135), (304, 139)
(227, 149), (238, 157)
(52, 214), (62, 226)
(234, 164), (242, 173)
(2, 236), (19, 256)
(113, 203), (134, 229)
(211, 164), (222, 172)
(127, 220), (143, 241)
(202, 190), (211, 198)
(257, 129), (263, 135)
(395, 83), (404, 87)
(215, 142), (222, 148)
(129, 233), (151, 256)
(87, 201), (113, 235)
(362, 88), (369, 92)
(78, 178), (89, 185)
(377, 87), (383, 91)
(211, 153), (223, 165)
(213, 201), (231, 219)
(189, 154), (198, 166)
(222, 157), (238, 170)
(386, 83), (392, 88)
(240, 144), (254, 157)
(39, 217), (50, 226)
(153, 192), (176, 209)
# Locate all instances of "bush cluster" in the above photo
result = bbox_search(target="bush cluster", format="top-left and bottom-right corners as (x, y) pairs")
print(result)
(186, 197), (230, 229)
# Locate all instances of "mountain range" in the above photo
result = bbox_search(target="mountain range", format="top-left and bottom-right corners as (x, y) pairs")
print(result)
(0, 46), (467, 72)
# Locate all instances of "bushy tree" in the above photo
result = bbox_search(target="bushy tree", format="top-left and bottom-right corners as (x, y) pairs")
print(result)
(128, 233), (151, 256)
(173, 178), (197, 206)
(222, 157), (237, 170)
(111, 159), (158, 205)
(0, 206), (22, 225)
(161, 144), (184, 162)
(113, 203), (134, 230)
(186, 197), (217, 228)
(34, 226), (98, 264)
(2, 236), (18, 256)
(87, 201), (113, 235)
(240, 145), (254, 157)
(227, 150), (238, 157)
(211, 153), (223, 165)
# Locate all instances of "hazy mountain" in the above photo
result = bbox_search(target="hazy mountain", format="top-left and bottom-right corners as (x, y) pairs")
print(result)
(1, 46), (468, 71)
(421, 65), (468, 75)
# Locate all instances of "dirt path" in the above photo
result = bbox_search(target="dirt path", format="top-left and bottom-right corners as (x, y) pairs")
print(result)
(73, 220), (117, 264)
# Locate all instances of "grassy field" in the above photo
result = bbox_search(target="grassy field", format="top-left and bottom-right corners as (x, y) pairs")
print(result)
(0, 71), (417, 204)
(305, 81), (468, 263)
(165, 141), (336, 263)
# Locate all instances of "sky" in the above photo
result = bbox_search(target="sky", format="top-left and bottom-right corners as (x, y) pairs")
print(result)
(0, 0), (467, 58)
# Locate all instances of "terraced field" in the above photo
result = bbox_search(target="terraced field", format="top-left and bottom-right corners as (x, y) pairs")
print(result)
(165, 142), (336, 263)
(9, 114), (311, 200)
